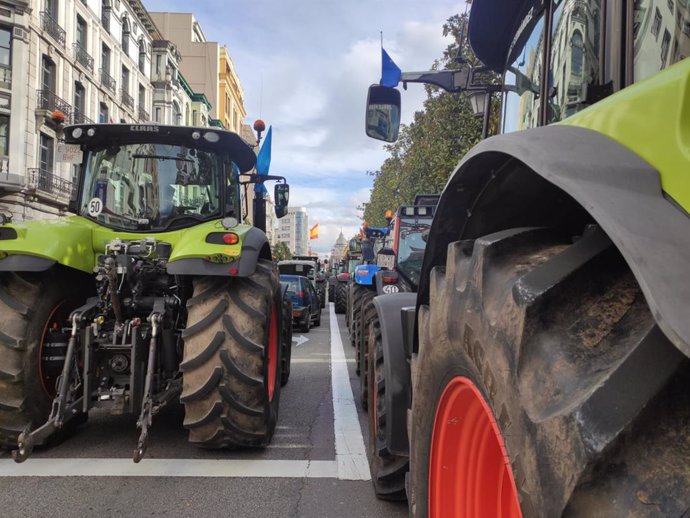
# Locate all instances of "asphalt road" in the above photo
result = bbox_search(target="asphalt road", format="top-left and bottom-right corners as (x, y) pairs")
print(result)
(0, 303), (408, 518)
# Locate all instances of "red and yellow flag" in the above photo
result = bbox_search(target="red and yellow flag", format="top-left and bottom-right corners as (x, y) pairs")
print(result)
(309, 224), (319, 240)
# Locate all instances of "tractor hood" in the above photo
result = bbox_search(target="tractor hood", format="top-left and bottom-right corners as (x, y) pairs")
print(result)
(0, 215), (259, 274)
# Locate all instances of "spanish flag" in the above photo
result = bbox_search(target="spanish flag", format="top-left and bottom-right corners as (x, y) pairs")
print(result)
(309, 224), (319, 240)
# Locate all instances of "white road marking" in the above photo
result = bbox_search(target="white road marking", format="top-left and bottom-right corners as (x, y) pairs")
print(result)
(329, 302), (371, 481)
(0, 458), (337, 478)
(292, 334), (310, 347)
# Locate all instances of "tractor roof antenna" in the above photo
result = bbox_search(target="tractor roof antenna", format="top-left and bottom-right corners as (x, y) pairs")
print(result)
(455, 0), (472, 65)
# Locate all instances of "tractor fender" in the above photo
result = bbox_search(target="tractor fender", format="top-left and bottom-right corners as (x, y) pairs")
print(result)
(167, 227), (270, 277)
(420, 124), (690, 356)
(0, 254), (56, 271)
(373, 292), (417, 456)
(354, 264), (378, 286)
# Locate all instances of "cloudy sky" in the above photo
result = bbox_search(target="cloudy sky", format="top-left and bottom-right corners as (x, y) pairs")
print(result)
(142, 0), (463, 254)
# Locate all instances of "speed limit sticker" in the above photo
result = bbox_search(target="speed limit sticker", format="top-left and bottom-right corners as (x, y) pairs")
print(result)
(88, 197), (103, 217)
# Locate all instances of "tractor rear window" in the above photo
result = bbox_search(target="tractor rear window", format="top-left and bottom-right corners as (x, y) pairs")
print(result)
(79, 143), (230, 231)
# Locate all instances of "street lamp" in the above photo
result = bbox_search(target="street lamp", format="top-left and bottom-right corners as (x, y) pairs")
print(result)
(467, 90), (488, 117)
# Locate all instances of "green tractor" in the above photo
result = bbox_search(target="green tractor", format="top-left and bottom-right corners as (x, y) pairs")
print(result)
(365, 0), (690, 515)
(0, 124), (291, 462)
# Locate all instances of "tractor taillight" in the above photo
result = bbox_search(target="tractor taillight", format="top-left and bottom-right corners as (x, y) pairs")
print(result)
(223, 233), (239, 245)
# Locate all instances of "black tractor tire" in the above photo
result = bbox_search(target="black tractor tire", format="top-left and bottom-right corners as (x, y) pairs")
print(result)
(280, 297), (293, 387)
(314, 307), (322, 327)
(301, 313), (311, 333)
(328, 282), (335, 304)
(356, 290), (376, 406)
(181, 259), (283, 448)
(318, 286), (326, 309)
(365, 312), (408, 500)
(345, 282), (353, 327)
(349, 284), (367, 350)
(408, 227), (690, 518)
(0, 270), (90, 448)
(334, 282), (347, 314)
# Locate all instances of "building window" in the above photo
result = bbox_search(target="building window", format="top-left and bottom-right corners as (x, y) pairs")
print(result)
(121, 65), (129, 94)
(39, 133), (54, 172)
(74, 81), (85, 122)
(138, 83), (145, 109)
(652, 7), (662, 39)
(570, 31), (584, 76)
(101, 43), (111, 72)
(155, 107), (160, 122)
(99, 101), (108, 123)
(0, 26), (11, 68)
(192, 109), (197, 125)
(76, 15), (87, 48)
(45, 0), (58, 19)
(172, 101), (180, 125)
(121, 17), (130, 54)
(138, 38), (145, 73)
(155, 54), (161, 75)
(661, 29), (672, 66)
(41, 55), (56, 93)
(101, 0), (111, 32)
(0, 114), (8, 157)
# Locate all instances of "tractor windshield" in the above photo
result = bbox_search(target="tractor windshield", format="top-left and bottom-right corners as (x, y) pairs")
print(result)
(79, 143), (232, 231)
(397, 218), (430, 285)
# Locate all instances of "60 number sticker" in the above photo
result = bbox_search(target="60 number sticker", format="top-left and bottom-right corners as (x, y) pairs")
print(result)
(88, 197), (103, 217)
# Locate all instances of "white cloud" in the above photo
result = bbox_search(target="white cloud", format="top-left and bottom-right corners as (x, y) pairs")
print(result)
(142, 0), (461, 250)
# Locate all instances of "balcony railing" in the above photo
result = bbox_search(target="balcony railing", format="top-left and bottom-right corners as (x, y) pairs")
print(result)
(72, 109), (94, 124)
(40, 12), (66, 48)
(36, 89), (72, 118)
(27, 168), (74, 199)
(138, 106), (149, 122)
(73, 43), (94, 73)
(100, 68), (116, 94)
(121, 88), (134, 110)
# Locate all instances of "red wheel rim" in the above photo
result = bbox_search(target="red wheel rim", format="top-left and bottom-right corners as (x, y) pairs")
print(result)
(266, 303), (278, 401)
(38, 301), (70, 398)
(429, 376), (522, 518)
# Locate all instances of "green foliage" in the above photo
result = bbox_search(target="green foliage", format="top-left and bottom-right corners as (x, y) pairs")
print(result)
(362, 13), (497, 227)
(273, 241), (292, 261)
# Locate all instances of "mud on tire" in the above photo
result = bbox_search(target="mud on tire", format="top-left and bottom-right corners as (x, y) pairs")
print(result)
(181, 259), (283, 447)
(409, 227), (690, 517)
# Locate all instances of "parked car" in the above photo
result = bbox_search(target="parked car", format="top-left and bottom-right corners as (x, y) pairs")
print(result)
(280, 274), (321, 332)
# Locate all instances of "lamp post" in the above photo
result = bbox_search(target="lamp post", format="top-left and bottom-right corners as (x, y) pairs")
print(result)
(467, 83), (502, 139)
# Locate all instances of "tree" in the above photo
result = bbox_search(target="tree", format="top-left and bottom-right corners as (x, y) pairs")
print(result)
(273, 241), (292, 261)
(362, 13), (497, 227)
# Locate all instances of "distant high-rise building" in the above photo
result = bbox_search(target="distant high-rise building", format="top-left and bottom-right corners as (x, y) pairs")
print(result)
(276, 206), (308, 256)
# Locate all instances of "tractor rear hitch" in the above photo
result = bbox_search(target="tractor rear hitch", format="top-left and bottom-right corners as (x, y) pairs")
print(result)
(13, 299), (98, 463)
(133, 306), (162, 463)
(133, 299), (180, 463)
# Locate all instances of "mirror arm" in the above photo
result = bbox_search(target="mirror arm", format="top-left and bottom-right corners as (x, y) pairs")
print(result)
(400, 67), (503, 94)
(239, 173), (286, 185)
(400, 70), (468, 93)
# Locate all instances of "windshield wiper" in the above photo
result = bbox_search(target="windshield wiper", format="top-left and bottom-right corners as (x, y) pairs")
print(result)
(132, 154), (193, 162)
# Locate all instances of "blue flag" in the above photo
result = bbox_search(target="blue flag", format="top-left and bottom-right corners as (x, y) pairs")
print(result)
(380, 48), (401, 88)
(256, 126), (272, 175)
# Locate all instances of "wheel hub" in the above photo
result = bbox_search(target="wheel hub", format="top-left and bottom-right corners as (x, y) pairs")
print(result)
(429, 376), (522, 518)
